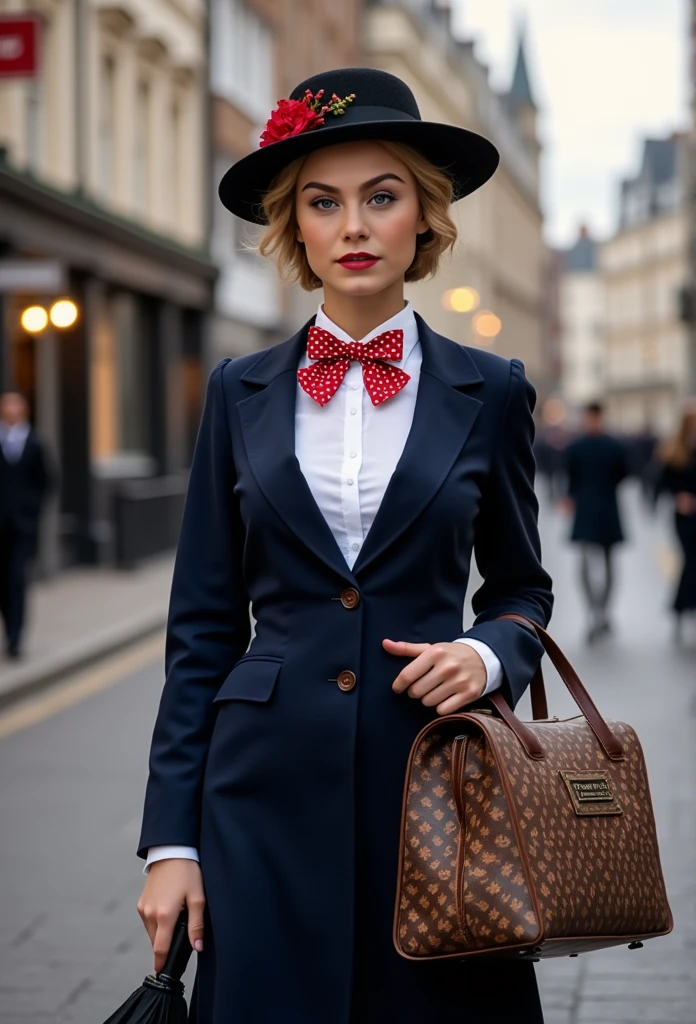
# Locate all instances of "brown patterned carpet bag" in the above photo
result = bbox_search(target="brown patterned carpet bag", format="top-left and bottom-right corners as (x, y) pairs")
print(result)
(394, 619), (673, 962)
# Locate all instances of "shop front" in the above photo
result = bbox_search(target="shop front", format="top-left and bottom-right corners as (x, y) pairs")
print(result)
(0, 157), (216, 574)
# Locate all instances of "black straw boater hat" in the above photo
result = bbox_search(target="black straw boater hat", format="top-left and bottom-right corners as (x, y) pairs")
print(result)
(219, 67), (500, 224)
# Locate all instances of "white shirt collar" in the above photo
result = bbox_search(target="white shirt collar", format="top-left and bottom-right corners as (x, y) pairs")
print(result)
(0, 420), (30, 442)
(313, 299), (419, 364)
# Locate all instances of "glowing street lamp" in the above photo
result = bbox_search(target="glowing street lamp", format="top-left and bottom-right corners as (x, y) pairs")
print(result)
(49, 298), (79, 328)
(20, 305), (49, 333)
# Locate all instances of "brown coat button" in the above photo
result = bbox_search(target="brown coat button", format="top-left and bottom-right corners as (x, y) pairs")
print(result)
(340, 588), (360, 609)
(337, 670), (357, 692)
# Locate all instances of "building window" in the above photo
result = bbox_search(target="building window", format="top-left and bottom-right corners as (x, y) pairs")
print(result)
(99, 54), (116, 199)
(211, 0), (273, 123)
(25, 13), (52, 174)
(134, 79), (150, 214)
(170, 95), (181, 220)
(91, 291), (151, 470)
(26, 77), (44, 174)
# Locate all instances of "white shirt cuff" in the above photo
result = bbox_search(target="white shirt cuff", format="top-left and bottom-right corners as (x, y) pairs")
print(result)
(143, 845), (200, 875)
(453, 638), (503, 696)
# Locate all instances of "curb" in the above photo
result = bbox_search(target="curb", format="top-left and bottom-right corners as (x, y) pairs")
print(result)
(0, 612), (167, 713)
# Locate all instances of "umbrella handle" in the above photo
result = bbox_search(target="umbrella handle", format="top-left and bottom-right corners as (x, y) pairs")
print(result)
(158, 908), (193, 982)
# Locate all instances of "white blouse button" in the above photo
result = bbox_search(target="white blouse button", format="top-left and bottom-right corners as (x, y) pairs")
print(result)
(350, 408), (357, 415)
(347, 478), (354, 485)
(352, 543), (360, 551)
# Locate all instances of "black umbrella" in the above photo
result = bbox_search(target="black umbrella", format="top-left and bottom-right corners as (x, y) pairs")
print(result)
(102, 909), (193, 1024)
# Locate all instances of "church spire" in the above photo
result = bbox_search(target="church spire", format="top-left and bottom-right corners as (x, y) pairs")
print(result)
(509, 23), (537, 110)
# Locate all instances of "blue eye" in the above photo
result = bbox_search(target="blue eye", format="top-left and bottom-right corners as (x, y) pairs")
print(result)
(312, 197), (337, 210)
(370, 192), (395, 206)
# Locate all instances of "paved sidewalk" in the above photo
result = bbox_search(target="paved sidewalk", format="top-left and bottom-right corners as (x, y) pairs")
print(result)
(0, 555), (174, 708)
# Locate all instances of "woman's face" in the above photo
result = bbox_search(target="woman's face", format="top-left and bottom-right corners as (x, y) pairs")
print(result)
(295, 141), (430, 298)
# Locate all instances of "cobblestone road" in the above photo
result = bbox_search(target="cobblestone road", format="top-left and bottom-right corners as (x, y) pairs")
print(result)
(0, 485), (693, 1022)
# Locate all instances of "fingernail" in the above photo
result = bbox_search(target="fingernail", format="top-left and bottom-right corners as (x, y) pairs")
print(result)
(195, 940), (203, 952)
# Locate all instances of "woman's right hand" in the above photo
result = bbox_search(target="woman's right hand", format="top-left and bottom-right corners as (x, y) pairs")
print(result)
(137, 859), (206, 974)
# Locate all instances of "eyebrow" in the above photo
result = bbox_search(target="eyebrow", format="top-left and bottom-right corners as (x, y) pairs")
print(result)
(300, 172), (405, 194)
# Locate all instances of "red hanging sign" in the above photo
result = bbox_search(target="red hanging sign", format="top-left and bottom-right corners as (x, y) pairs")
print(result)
(0, 15), (41, 79)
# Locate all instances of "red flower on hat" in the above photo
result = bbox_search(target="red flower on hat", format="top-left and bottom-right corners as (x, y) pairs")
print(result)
(259, 98), (324, 148)
(259, 89), (356, 148)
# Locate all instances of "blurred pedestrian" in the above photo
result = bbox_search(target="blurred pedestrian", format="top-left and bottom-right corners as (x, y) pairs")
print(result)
(534, 425), (569, 501)
(655, 405), (696, 640)
(563, 402), (628, 643)
(626, 425), (658, 508)
(0, 392), (51, 659)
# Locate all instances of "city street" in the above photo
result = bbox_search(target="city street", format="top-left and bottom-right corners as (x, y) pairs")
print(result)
(0, 485), (694, 1024)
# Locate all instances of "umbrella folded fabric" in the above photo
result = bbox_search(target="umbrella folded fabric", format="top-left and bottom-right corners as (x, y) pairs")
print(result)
(102, 909), (193, 1024)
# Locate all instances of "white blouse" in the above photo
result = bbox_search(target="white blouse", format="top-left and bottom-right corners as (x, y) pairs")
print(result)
(144, 300), (502, 873)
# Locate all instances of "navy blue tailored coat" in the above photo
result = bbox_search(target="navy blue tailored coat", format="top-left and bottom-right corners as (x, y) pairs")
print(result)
(138, 313), (553, 1024)
(566, 434), (628, 548)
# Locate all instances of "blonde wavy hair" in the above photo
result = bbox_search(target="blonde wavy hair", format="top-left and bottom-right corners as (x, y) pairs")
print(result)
(253, 141), (458, 290)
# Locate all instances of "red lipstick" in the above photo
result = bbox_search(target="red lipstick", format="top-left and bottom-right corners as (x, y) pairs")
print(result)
(337, 252), (380, 271)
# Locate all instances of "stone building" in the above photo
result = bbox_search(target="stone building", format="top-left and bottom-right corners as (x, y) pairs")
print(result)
(350, 1), (547, 390)
(209, 0), (364, 361)
(0, 0), (213, 571)
(559, 226), (605, 409)
(600, 134), (690, 434)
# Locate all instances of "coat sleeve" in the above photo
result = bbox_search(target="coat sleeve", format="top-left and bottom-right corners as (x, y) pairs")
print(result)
(458, 359), (553, 708)
(137, 359), (252, 859)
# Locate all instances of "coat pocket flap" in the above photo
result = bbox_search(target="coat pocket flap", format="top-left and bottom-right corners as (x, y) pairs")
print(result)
(213, 657), (282, 704)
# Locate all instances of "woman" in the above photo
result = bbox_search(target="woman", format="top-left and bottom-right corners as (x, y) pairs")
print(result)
(657, 404), (696, 635)
(136, 68), (553, 1023)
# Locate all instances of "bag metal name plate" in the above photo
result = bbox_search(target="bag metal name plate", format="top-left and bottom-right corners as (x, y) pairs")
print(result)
(559, 770), (623, 817)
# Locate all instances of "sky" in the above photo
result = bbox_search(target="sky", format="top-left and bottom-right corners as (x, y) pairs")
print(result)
(449, 0), (690, 248)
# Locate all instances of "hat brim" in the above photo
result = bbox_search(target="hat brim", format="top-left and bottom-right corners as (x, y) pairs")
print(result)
(218, 119), (500, 224)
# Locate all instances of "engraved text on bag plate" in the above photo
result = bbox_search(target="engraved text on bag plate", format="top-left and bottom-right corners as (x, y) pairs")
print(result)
(559, 770), (623, 816)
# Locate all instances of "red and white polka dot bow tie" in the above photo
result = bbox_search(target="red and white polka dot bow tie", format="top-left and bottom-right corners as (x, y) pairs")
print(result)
(297, 326), (411, 407)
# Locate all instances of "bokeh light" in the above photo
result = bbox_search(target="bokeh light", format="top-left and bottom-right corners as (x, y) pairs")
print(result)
(50, 299), (79, 329)
(20, 305), (49, 333)
(442, 286), (480, 312)
(472, 310), (502, 339)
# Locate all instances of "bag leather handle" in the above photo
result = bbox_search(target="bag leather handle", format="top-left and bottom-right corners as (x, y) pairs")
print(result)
(492, 613), (625, 761)
(488, 690), (545, 759)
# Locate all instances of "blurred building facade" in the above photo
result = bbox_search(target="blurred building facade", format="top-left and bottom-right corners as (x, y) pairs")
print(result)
(351, 0), (547, 390)
(600, 134), (690, 434)
(209, 0), (364, 362)
(558, 226), (604, 408)
(0, 0), (213, 572)
(540, 245), (563, 408)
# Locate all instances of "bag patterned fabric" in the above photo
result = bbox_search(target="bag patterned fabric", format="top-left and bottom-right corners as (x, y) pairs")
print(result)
(394, 617), (673, 961)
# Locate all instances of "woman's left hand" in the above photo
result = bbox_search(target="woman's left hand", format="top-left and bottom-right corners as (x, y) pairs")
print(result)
(383, 639), (487, 715)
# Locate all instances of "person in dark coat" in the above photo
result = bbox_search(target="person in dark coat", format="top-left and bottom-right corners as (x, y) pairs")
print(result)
(564, 402), (628, 642)
(627, 426), (658, 507)
(0, 391), (51, 659)
(655, 405), (696, 637)
(136, 68), (553, 1024)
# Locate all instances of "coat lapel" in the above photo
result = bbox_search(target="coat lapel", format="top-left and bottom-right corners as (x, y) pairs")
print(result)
(351, 314), (484, 576)
(237, 316), (358, 583)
